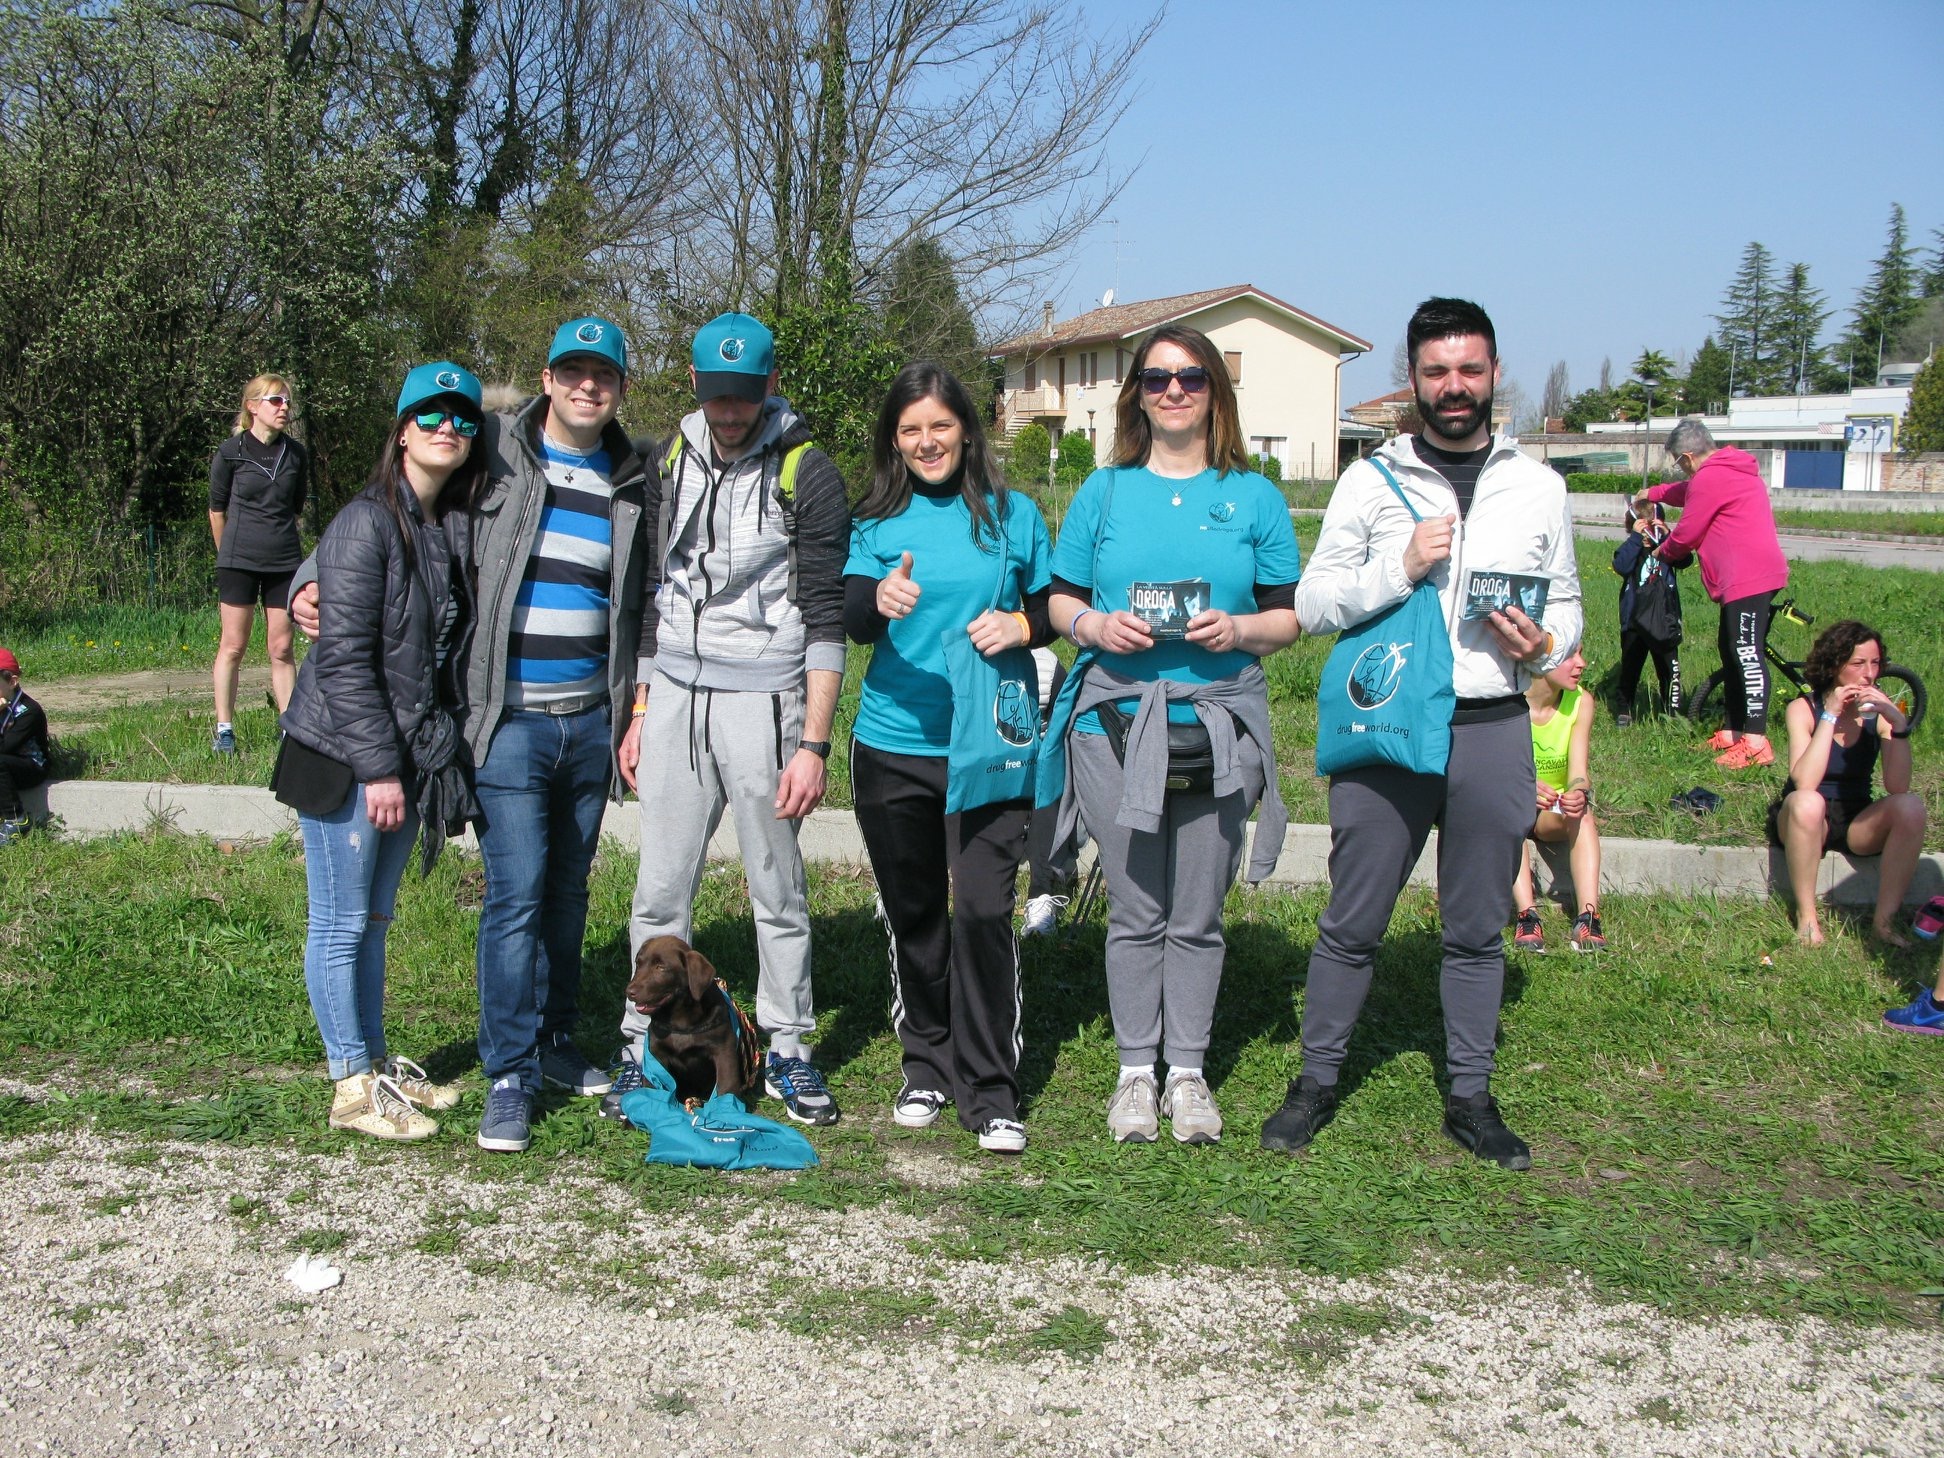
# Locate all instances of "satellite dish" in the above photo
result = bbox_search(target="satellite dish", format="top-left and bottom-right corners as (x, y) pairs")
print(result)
(1101, 288), (1115, 308)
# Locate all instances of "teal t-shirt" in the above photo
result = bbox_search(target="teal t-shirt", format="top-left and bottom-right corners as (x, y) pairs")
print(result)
(847, 488), (1052, 757)
(1051, 464), (1301, 730)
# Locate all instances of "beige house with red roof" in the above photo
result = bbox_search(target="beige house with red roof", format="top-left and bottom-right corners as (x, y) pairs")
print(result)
(989, 284), (1370, 482)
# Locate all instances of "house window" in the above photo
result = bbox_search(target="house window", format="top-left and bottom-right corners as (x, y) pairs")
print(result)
(1079, 352), (1097, 387)
(1025, 358), (1037, 391)
(1058, 356), (1067, 390)
(1114, 348), (1125, 382)
(1224, 351), (1243, 385)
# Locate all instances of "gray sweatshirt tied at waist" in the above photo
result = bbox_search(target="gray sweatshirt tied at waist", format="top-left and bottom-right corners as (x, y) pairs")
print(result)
(1052, 660), (1286, 885)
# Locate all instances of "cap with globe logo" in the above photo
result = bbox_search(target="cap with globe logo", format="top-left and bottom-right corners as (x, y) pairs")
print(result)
(547, 316), (629, 376)
(691, 312), (775, 403)
(395, 360), (484, 420)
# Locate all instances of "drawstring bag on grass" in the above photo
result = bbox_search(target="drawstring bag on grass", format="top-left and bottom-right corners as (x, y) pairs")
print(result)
(618, 1049), (819, 1171)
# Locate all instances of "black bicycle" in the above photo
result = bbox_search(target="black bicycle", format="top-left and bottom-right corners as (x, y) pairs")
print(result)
(1687, 596), (1927, 734)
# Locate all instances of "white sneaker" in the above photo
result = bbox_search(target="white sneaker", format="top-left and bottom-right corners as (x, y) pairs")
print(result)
(893, 1088), (948, 1128)
(1160, 1072), (1223, 1145)
(383, 1055), (460, 1111)
(978, 1118), (1027, 1153)
(1106, 1072), (1159, 1143)
(329, 1073), (437, 1142)
(1021, 894), (1068, 939)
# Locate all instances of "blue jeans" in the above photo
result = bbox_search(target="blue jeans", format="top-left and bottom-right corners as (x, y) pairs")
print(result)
(474, 704), (611, 1088)
(299, 784), (419, 1081)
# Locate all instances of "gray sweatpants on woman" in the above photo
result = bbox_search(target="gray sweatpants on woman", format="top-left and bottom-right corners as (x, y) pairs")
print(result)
(1069, 729), (1265, 1069)
(1299, 712), (1535, 1100)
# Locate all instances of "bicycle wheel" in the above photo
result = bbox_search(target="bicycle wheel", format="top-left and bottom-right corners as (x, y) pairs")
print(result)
(1687, 670), (1724, 725)
(1879, 665), (1928, 735)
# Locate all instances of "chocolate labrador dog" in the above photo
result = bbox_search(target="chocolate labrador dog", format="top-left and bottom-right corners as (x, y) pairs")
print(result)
(626, 935), (759, 1107)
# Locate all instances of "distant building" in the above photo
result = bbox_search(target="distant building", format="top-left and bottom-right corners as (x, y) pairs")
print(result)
(989, 285), (1370, 482)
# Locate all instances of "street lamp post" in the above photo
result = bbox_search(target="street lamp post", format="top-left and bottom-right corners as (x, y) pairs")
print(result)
(1641, 380), (1655, 496)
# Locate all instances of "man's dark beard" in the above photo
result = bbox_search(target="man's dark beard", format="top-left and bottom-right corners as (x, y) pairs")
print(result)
(1414, 382), (1492, 445)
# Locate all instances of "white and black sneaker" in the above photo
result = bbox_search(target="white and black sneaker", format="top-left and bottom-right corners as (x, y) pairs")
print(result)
(978, 1118), (1027, 1154)
(893, 1088), (948, 1128)
(765, 1053), (840, 1126)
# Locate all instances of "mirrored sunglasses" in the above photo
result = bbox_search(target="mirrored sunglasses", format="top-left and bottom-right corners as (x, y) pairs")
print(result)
(1138, 366), (1210, 396)
(253, 394), (291, 407)
(412, 409), (480, 437)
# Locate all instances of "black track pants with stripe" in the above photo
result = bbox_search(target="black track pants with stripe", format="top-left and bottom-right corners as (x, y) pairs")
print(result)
(851, 740), (1030, 1129)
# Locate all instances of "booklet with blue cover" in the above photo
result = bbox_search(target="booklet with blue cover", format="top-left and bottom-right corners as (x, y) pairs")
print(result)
(1462, 570), (1549, 623)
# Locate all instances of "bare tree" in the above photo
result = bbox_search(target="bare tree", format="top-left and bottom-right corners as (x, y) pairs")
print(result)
(674, 0), (1161, 327)
(1540, 360), (1569, 421)
(1389, 337), (1409, 388)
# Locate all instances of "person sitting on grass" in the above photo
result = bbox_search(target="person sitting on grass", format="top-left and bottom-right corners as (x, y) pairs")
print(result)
(1512, 645), (1604, 953)
(1769, 619), (1925, 948)
(0, 647), (52, 846)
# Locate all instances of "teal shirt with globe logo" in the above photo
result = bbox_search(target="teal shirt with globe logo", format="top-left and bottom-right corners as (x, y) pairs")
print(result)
(847, 489), (1052, 757)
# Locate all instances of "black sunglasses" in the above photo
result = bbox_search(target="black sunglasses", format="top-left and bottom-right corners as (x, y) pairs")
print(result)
(1138, 366), (1210, 396)
(411, 409), (480, 437)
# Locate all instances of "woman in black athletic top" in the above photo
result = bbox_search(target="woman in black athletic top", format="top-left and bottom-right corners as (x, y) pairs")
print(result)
(1769, 619), (1925, 946)
(208, 372), (309, 754)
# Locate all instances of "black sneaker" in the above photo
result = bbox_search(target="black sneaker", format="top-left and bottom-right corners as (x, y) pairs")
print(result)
(764, 1053), (840, 1126)
(1259, 1075), (1338, 1155)
(598, 1053), (650, 1125)
(1442, 1091), (1531, 1170)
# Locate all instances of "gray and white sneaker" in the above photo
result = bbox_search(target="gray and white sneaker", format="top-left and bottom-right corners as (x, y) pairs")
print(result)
(476, 1077), (532, 1153)
(539, 1036), (611, 1095)
(1161, 1072), (1223, 1145)
(893, 1088), (948, 1128)
(1020, 894), (1068, 939)
(1106, 1071), (1160, 1144)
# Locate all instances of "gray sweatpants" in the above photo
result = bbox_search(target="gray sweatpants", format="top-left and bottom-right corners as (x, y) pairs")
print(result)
(625, 672), (814, 1057)
(1070, 729), (1264, 1069)
(1299, 712), (1535, 1099)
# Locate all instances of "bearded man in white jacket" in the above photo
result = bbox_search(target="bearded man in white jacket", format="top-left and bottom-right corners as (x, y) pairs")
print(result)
(1263, 297), (1581, 1170)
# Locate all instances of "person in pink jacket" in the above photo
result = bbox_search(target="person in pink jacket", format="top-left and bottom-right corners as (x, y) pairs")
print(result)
(1632, 419), (1788, 769)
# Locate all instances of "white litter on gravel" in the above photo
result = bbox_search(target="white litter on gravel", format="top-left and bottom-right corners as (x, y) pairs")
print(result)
(3, 1129), (1937, 1457)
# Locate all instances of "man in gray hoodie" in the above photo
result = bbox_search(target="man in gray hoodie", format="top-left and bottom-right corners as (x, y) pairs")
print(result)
(614, 313), (849, 1125)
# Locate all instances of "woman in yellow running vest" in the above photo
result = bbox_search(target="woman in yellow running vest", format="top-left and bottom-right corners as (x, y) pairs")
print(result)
(1512, 646), (1604, 952)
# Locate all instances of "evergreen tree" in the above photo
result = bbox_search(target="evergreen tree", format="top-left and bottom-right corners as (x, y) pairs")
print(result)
(1843, 203), (1920, 384)
(1009, 422), (1052, 484)
(1922, 226), (1944, 298)
(1772, 262), (1830, 394)
(1683, 336), (1731, 414)
(882, 236), (986, 408)
(1901, 355), (1944, 454)
(1715, 241), (1780, 394)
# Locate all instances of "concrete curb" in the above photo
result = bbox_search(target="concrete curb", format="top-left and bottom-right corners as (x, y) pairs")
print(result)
(27, 779), (1944, 909)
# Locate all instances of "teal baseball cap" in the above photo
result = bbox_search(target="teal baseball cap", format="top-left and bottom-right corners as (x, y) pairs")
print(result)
(548, 316), (628, 376)
(691, 312), (775, 402)
(395, 361), (483, 420)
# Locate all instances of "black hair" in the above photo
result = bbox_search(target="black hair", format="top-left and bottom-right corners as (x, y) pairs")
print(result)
(372, 395), (486, 568)
(1803, 620), (1887, 698)
(856, 362), (1007, 543)
(1405, 297), (1497, 368)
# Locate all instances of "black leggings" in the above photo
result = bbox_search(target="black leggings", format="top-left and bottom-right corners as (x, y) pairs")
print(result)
(1615, 630), (1682, 716)
(1717, 591), (1775, 736)
(0, 751), (47, 818)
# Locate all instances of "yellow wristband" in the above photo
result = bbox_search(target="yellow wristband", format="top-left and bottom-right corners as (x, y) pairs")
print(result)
(1010, 610), (1031, 642)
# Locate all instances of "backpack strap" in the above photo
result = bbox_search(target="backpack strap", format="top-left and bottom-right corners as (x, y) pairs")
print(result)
(657, 435), (814, 603)
(654, 435), (683, 577)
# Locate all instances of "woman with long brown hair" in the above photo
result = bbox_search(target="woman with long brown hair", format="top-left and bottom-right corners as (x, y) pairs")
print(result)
(209, 372), (308, 754)
(273, 363), (486, 1141)
(1042, 324), (1301, 1145)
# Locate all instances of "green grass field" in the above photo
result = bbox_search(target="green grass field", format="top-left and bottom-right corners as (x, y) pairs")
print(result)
(1770, 509), (1944, 538)
(35, 533), (1942, 847)
(2, 832), (1939, 1321)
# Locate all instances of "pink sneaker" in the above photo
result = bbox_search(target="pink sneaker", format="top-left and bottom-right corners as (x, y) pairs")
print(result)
(1914, 896), (1944, 942)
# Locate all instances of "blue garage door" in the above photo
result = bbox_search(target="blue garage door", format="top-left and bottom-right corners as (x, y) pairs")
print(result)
(1783, 450), (1844, 489)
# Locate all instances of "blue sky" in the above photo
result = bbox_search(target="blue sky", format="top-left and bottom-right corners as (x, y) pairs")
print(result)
(1055, 0), (1944, 408)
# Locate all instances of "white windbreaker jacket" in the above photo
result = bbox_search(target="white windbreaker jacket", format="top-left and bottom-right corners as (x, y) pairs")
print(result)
(1295, 433), (1582, 700)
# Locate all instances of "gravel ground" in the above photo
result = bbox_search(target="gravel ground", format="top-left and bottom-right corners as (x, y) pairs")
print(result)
(3, 1124), (1939, 1458)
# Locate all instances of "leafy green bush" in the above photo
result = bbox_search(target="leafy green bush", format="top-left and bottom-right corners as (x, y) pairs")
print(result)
(1250, 452), (1283, 481)
(1008, 422), (1052, 484)
(1565, 471), (1676, 493)
(1054, 431), (1095, 487)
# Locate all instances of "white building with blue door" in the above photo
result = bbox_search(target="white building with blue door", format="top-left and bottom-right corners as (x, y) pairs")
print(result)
(1580, 380), (1916, 491)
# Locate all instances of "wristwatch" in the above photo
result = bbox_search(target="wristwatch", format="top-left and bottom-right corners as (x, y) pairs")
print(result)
(797, 739), (831, 759)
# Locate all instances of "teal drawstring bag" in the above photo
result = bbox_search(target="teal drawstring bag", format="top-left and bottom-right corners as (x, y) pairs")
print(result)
(941, 511), (1040, 813)
(1314, 459), (1455, 778)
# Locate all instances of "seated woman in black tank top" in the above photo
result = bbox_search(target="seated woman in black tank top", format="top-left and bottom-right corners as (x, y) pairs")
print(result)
(1768, 620), (1925, 947)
